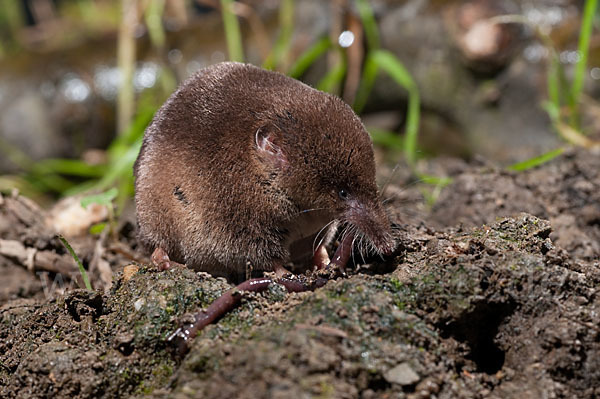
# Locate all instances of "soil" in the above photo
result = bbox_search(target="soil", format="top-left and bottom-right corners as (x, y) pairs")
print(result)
(1, 148), (599, 399)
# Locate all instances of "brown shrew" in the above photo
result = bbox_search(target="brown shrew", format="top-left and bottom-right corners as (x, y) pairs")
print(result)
(133, 62), (396, 353)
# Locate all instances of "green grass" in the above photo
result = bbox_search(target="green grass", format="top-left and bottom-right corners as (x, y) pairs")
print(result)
(316, 57), (347, 93)
(354, 48), (421, 168)
(220, 0), (244, 62)
(352, 49), (379, 114)
(506, 0), (597, 172)
(487, 3), (597, 173)
(507, 148), (566, 172)
(0, 1), (452, 207)
(368, 128), (404, 152)
(0, 102), (154, 211)
(58, 235), (92, 291)
(0, 0), (23, 56)
(352, 0), (421, 169)
(571, 0), (597, 117)
(369, 50), (421, 167)
(80, 187), (118, 209)
(144, 0), (166, 50)
(355, 0), (380, 50)
(545, 0), (597, 135)
(287, 37), (332, 79)
(262, 0), (294, 70)
(559, 0), (597, 131)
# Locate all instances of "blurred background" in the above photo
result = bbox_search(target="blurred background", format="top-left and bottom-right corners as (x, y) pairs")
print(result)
(0, 0), (598, 209)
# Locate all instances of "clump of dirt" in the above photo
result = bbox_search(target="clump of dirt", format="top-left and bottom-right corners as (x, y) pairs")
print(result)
(146, 214), (599, 399)
(429, 148), (600, 260)
(0, 265), (234, 398)
(1, 149), (599, 398)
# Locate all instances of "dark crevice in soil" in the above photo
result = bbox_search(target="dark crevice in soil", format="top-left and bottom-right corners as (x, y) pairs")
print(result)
(439, 299), (517, 374)
(366, 374), (391, 392)
(64, 291), (104, 322)
(355, 257), (399, 276)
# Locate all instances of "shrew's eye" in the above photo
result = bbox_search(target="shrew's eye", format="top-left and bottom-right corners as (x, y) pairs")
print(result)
(338, 188), (349, 200)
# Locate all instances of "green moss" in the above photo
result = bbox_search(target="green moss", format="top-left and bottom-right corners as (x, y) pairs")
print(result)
(210, 311), (254, 338)
(153, 363), (173, 381)
(120, 367), (131, 381)
(137, 383), (154, 395)
(318, 380), (335, 398)
(188, 354), (211, 373)
(389, 277), (403, 291)
(394, 300), (406, 310)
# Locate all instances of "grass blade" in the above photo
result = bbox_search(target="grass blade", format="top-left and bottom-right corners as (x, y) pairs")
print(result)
(220, 0), (244, 62)
(368, 127), (404, 151)
(34, 159), (106, 178)
(418, 173), (453, 186)
(316, 58), (347, 94)
(262, 0), (294, 70)
(371, 50), (420, 167)
(371, 49), (416, 88)
(96, 139), (142, 192)
(287, 36), (332, 79)
(80, 187), (118, 209)
(507, 148), (565, 171)
(352, 52), (379, 113)
(145, 0), (166, 50)
(572, 0), (598, 108)
(355, 0), (380, 50)
(58, 235), (92, 291)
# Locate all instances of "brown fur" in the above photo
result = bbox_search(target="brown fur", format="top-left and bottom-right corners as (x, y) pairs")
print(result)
(134, 62), (394, 278)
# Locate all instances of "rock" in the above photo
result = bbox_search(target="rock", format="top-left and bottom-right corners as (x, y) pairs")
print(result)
(123, 264), (140, 282)
(384, 362), (420, 386)
(445, 0), (521, 72)
(376, 1), (563, 163)
(0, 86), (67, 172)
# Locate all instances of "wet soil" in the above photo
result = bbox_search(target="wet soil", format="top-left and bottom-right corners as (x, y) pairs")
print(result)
(1, 148), (599, 398)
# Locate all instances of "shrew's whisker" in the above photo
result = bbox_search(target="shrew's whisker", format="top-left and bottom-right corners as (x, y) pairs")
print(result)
(359, 234), (366, 264)
(379, 162), (402, 200)
(298, 207), (329, 215)
(351, 233), (357, 267)
(312, 219), (336, 254)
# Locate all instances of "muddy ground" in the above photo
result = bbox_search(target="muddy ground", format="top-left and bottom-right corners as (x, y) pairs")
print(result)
(1, 148), (599, 398)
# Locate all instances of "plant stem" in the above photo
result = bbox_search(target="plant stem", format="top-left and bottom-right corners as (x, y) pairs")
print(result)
(355, 0), (380, 50)
(572, 0), (598, 109)
(220, 0), (244, 62)
(145, 0), (166, 51)
(263, 0), (294, 70)
(58, 235), (92, 291)
(117, 0), (138, 135)
(287, 37), (331, 79)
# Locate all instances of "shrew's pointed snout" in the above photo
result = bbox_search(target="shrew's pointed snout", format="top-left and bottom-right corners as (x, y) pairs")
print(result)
(343, 199), (396, 256)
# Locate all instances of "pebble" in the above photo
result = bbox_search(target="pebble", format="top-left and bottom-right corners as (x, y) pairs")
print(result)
(384, 362), (420, 386)
(123, 264), (140, 281)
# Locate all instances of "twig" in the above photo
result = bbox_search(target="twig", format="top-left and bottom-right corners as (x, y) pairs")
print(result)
(0, 239), (79, 276)
(343, 12), (363, 104)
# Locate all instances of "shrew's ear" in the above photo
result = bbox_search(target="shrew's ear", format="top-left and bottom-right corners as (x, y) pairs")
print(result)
(255, 126), (288, 170)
